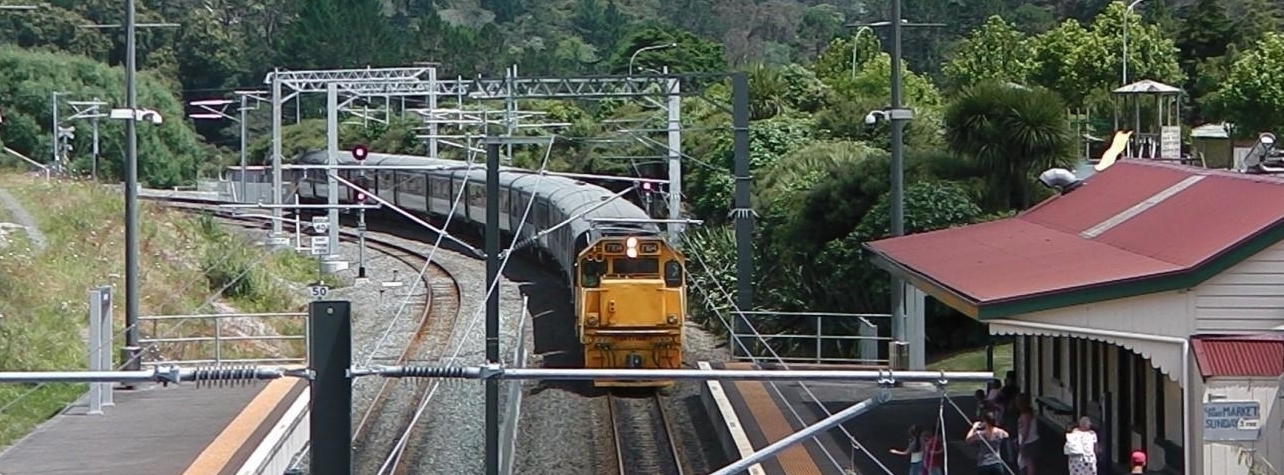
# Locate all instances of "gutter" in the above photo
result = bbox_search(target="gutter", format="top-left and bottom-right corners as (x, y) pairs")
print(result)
(986, 319), (1191, 474)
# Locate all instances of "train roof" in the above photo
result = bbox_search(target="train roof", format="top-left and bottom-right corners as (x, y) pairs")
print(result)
(295, 150), (660, 237)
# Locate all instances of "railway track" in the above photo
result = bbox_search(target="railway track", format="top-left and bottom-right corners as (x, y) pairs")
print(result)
(608, 393), (685, 475)
(149, 196), (464, 475)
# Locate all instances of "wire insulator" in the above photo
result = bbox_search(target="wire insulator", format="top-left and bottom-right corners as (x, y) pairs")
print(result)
(190, 365), (263, 388)
(392, 366), (473, 379)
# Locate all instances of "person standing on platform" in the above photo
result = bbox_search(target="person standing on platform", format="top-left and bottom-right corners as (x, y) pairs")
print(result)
(1064, 416), (1100, 475)
(889, 424), (924, 475)
(1015, 394), (1039, 475)
(920, 426), (945, 475)
(1130, 450), (1146, 473)
(967, 411), (1010, 475)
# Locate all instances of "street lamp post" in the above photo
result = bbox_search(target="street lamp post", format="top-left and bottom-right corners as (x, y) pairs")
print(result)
(852, 0), (945, 370)
(629, 43), (677, 75)
(1123, 0), (1145, 85)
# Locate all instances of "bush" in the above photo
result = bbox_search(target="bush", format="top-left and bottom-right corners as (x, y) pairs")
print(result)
(0, 46), (211, 187)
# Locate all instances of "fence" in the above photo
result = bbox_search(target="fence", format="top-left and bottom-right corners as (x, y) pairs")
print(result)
(499, 296), (530, 475)
(137, 312), (308, 367)
(728, 310), (891, 366)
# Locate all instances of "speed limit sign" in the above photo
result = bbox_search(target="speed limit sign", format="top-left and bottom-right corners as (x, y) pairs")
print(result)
(308, 283), (329, 299)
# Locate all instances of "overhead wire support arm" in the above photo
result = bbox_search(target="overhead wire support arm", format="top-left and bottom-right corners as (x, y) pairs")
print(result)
(0, 365), (304, 385)
(352, 366), (996, 383)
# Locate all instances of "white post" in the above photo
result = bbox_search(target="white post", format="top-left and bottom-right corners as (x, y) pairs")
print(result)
(326, 83), (341, 270)
(906, 284), (926, 370)
(666, 71), (683, 241)
(858, 317), (878, 364)
(87, 286), (114, 414)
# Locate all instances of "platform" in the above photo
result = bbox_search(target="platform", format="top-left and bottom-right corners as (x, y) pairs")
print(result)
(701, 361), (1001, 475)
(0, 377), (307, 475)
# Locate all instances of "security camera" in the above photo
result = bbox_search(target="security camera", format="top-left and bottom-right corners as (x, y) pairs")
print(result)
(148, 113), (163, 125)
(864, 112), (878, 125)
(1038, 168), (1083, 193)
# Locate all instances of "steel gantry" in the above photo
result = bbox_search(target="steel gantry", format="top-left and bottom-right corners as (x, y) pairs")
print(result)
(407, 68), (694, 241)
(261, 66), (443, 258)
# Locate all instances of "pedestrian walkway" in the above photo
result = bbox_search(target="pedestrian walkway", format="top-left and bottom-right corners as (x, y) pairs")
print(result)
(0, 377), (307, 475)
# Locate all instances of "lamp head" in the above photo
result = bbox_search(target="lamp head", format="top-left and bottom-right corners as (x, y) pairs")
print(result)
(864, 112), (877, 125)
(1038, 168), (1083, 193)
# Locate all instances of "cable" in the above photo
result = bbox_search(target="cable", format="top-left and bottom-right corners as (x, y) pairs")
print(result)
(376, 136), (557, 474)
(355, 143), (479, 370)
(347, 142), (480, 444)
(944, 392), (1018, 475)
(684, 242), (897, 475)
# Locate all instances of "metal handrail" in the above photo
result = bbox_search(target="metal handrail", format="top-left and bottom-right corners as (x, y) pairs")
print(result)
(728, 311), (891, 365)
(139, 312), (307, 366)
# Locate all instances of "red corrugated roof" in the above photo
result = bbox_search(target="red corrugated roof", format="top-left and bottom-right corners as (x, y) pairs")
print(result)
(1192, 334), (1284, 378)
(865, 160), (1284, 306)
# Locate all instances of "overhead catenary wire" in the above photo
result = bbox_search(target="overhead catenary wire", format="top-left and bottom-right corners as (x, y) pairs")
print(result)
(348, 141), (480, 443)
(683, 243), (898, 475)
(376, 135), (557, 474)
(944, 392), (1017, 475)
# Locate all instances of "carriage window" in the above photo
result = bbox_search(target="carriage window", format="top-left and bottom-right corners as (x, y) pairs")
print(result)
(611, 258), (659, 275)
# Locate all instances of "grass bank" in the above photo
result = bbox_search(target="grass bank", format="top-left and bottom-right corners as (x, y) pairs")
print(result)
(0, 174), (316, 446)
(928, 343), (1013, 391)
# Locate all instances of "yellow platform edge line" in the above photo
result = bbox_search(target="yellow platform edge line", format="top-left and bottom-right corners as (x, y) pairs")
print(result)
(181, 375), (299, 475)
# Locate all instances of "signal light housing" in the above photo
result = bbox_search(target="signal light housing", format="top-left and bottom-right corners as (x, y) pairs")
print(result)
(352, 144), (369, 161)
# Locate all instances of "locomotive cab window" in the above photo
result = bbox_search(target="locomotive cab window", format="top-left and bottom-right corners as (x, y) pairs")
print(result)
(610, 258), (659, 276)
(663, 260), (683, 287)
(580, 259), (605, 287)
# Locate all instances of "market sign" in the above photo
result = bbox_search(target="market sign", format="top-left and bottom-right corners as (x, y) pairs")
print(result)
(1203, 401), (1261, 441)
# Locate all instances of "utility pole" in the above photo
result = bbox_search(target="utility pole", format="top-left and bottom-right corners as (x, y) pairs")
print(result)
(485, 136), (501, 475)
(665, 68), (683, 241)
(78, 4), (180, 371)
(123, 0), (141, 367)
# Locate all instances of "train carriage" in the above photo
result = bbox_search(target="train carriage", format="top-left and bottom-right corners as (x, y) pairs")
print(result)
(282, 150), (686, 388)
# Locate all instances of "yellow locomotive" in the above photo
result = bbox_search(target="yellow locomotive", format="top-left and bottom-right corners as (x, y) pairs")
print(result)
(575, 235), (686, 388)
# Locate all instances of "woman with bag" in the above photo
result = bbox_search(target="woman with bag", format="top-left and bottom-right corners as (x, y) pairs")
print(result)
(1064, 417), (1099, 475)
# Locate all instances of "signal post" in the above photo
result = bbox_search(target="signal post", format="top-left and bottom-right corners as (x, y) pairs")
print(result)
(353, 144), (370, 280)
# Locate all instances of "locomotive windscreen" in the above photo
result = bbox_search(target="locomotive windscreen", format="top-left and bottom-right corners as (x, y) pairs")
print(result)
(611, 258), (659, 275)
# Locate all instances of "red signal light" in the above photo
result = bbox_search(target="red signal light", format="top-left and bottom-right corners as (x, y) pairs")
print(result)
(355, 192), (367, 203)
(352, 144), (369, 161)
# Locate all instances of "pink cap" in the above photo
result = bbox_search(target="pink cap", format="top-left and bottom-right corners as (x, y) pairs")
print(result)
(1131, 450), (1146, 465)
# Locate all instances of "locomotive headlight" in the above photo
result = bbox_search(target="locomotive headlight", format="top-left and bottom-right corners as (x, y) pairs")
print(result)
(626, 247), (638, 258)
(666, 314), (678, 325)
(626, 237), (638, 248)
(587, 316), (599, 327)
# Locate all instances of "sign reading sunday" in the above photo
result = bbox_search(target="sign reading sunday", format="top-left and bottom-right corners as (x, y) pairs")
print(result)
(1203, 400), (1261, 441)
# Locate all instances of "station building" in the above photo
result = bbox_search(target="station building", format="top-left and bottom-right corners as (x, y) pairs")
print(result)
(864, 160), (1284, 474)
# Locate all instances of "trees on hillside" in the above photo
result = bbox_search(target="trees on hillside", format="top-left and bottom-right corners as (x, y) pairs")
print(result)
(945, 82), (1076, 209)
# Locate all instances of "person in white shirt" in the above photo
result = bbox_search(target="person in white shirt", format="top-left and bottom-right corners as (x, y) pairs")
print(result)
(1064, 417), (1100, 475)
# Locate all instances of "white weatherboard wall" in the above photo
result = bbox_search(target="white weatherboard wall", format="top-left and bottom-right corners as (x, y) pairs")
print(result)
(1195, 240), (1284, 333)
(1192, 376), (1283, 475)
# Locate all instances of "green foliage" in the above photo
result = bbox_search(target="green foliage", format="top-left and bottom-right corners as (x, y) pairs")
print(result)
(945, 81), (1077, 210)
(278, 0), (402, 69)
(244, 116), (426, 165)
(0, 46), (209, 187)
(943, 16), (1037, 90)
(606, 26), (725, 76)
(688, 116), (815, 223)
(1029, 4), (1184, 107)
(1214, 32), (1284, 135)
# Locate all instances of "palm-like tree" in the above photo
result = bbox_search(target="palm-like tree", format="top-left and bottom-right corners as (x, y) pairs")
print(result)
(944, 81), (1076, 210)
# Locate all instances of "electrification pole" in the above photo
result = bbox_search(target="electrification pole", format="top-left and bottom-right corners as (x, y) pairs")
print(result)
(484, 136), (501, 475)
(122, 0), (141, 367)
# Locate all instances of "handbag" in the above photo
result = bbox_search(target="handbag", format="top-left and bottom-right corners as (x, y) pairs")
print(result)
(1063, 432), (1087, 456)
